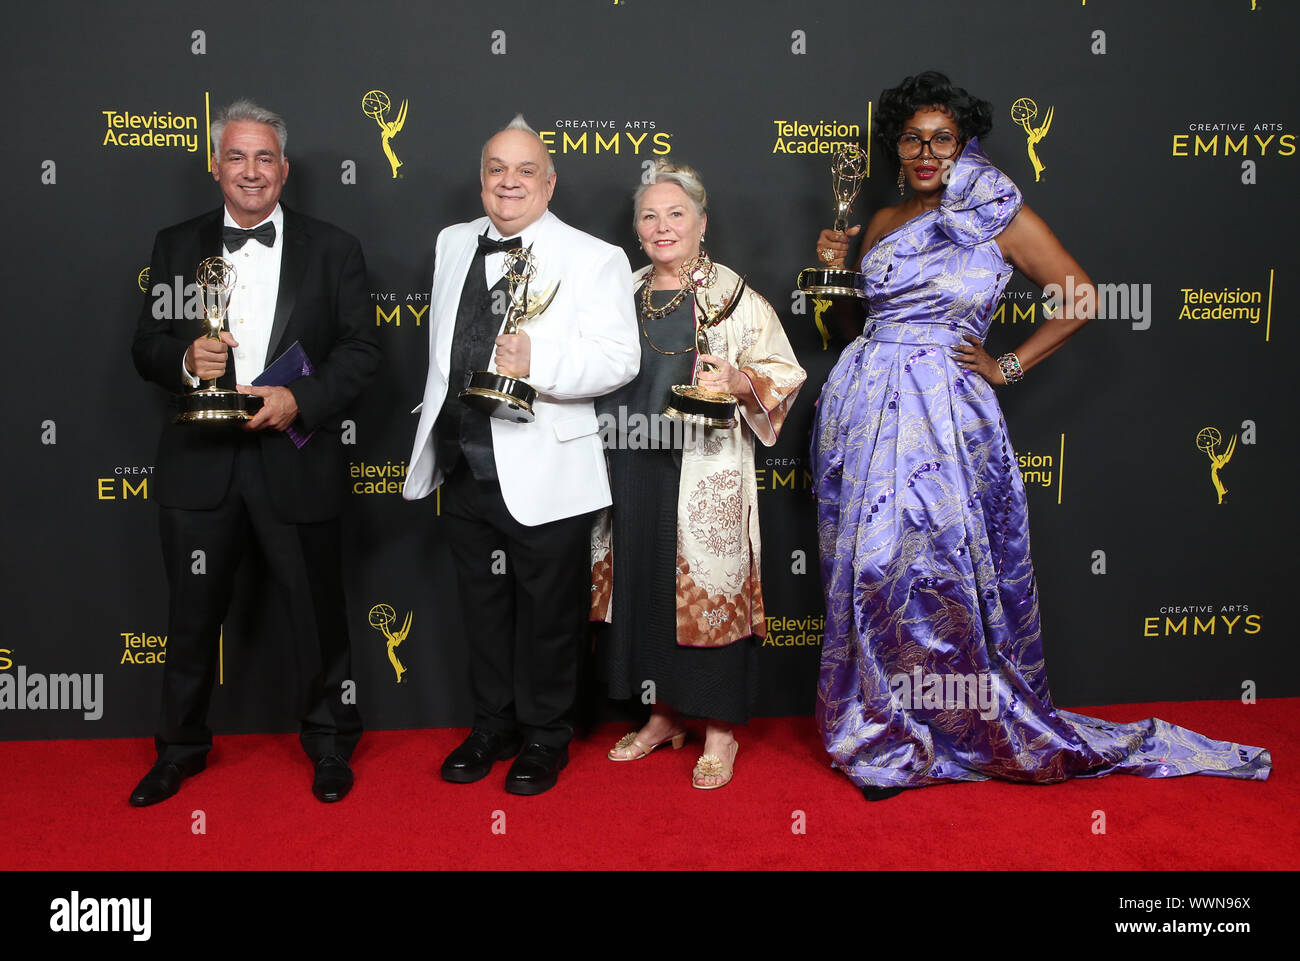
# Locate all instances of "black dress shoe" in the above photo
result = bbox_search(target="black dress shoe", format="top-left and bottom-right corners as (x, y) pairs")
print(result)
(861, 784), (908, 802)
(129, 760), (201, 807)
(505, 742), (569, 796)
(441, 729), (523, 784)
(312, 754), (354, 803)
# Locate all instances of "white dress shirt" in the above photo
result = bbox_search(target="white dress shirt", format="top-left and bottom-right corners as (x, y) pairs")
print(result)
(183, 204), (284, 386)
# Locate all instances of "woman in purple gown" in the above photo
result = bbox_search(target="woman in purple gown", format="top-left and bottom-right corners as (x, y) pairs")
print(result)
(811, 72), (1270, 801)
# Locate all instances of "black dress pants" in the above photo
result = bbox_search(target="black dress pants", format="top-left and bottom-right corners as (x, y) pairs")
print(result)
(440, 463), (594, 749)
(155, 438), (361, 767)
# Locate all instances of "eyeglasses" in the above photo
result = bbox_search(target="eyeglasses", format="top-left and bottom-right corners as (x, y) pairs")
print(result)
(897, 132), (960, 160)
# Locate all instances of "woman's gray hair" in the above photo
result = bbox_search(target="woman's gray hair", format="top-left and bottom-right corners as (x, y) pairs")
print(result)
(210, 99), (288, 156)
(633, 160), (707, 226)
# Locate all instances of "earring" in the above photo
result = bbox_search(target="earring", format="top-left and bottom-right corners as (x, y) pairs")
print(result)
(896, 167), (905, 195)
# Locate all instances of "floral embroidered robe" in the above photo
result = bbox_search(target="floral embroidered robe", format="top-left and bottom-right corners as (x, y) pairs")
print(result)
(591, 263), (807, 646)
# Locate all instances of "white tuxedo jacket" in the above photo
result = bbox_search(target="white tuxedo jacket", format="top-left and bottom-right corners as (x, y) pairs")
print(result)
(403, 211), (639, 525)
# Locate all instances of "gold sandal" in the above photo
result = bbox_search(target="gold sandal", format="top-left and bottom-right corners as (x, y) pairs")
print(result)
(608, 729), (687, 762)
(691, 741), (738, 790)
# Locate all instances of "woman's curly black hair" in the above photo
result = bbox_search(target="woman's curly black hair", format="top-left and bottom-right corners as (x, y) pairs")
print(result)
(875, 71), (994, 169)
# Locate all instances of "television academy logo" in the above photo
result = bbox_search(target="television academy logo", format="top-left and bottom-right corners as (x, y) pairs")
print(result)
(771, 119), (864, 156)
(1177, 272), (1275, 342)
(100, 93), (210, 162)
(762, 613), (824, 647)
(1017, 435), (1066, 504)
(102, 108), (202, 154)
(350, 460), (408, 496)
(361, 89), (408, 178)
(120, 631), (167, 665)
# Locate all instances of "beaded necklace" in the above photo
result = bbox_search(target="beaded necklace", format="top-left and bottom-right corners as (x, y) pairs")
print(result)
(637, 281), (697, 355)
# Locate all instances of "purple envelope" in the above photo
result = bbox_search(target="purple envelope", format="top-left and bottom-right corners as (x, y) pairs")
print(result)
(252, 341), (314, 449)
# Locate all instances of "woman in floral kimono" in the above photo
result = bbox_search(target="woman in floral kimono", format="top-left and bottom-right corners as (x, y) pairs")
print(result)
(591, 161), (806, 789)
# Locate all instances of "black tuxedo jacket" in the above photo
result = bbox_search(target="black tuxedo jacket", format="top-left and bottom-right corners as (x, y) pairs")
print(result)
(132, 205), (380, 523)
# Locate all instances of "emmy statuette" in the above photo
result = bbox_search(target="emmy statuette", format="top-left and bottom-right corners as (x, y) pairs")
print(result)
(663, 257), (746, 430)
(175, 257), (264, 424)
(797, 143), (869, 298)
(459, 245), (559, 424)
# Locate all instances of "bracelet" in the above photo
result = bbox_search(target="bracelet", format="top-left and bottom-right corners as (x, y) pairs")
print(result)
(996, 352), (1024, 385)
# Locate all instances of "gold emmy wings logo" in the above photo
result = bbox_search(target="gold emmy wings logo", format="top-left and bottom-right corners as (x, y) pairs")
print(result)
(1011, 97), (1052, 182)
(368, 603), (411, 683)
(1196, 427), (1237, 505)
(812, 298), (833, 350)
(362, 90), (408, 178)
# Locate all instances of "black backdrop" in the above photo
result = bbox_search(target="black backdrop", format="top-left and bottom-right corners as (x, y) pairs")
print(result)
(2, 0), (1295, 741)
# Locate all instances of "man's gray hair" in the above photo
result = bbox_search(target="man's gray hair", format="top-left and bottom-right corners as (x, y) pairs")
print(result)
(481, 113), (554, 177)
(210, 99), (288, 156)
(633, 160), (708, 227)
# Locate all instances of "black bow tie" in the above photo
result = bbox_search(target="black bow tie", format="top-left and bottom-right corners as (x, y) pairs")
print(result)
(223, 222), (276, 251)
(477, 233), (522, 255)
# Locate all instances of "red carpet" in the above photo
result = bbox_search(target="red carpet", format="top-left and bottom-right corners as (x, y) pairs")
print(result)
(2, 699), (1291, 871)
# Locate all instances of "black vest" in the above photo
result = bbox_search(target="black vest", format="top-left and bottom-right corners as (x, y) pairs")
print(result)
(435, 251), (511, 482)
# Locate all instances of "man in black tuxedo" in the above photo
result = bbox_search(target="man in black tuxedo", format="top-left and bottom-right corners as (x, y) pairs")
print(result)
(130, 100), (380, 805)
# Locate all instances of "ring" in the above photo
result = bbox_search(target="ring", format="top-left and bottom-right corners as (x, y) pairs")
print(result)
(819, 248), (836, 264)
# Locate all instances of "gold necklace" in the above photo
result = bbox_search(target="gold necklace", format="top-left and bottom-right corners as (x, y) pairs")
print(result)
(637, 281), (696, 355)
(640, 277), (690, 320)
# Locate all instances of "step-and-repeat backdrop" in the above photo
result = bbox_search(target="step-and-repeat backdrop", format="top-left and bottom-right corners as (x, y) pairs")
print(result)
(3, 0), (1294, 740)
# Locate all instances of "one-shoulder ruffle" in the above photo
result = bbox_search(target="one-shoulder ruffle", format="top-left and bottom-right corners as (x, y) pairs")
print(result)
(938, 137), (1022, 248)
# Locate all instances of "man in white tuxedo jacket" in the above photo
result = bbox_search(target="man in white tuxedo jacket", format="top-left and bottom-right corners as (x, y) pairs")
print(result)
(404, 115), (638, 795)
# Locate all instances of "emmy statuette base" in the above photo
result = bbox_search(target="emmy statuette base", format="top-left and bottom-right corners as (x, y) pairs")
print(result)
(664, 384), (737, 430)
(175, 388), (264, 425)
(796, 266), (868, 299)
(460, 371), (537, 424)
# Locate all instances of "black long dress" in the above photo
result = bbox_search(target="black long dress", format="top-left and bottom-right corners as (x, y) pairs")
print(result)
(595, 290), (758, 725)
